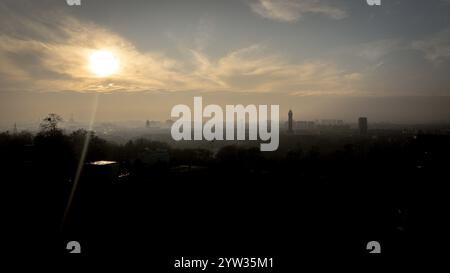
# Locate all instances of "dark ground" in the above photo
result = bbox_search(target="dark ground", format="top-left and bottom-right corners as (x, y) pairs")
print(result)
(2, 130), (448, 269)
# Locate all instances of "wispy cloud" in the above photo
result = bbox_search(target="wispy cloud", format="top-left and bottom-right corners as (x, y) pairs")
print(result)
(357, 39), (401, 62)
(249, 0), (347, 23)
(412, 28), (450, 64)
(0, 6), (194, 93)
(0, 6), (358, 95)
(189, 44), (360, 94)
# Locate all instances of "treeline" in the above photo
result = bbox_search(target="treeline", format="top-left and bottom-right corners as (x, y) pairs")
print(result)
(1, 114), (450, 183)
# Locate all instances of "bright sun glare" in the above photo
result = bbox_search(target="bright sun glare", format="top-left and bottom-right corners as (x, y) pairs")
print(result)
(89, 50), (119, 77)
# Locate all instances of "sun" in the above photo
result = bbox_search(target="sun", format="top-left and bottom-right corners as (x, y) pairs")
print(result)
(89, 50), (120, 77)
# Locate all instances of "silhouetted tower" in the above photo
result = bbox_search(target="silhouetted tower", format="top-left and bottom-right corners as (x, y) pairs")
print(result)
(288, 110), (293, 133)
(13, 123), (17, 134)
(358, 117), (368, 135)
(146, 120), (150, 128)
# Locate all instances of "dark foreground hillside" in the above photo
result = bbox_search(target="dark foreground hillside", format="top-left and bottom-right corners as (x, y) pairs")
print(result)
(2, 128), (448, 268)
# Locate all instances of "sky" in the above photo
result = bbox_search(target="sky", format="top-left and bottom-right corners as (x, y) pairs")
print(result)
(1, 0), (450, 126)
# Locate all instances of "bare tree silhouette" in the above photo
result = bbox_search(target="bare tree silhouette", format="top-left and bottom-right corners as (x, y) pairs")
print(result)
(40, 113), (63, 136)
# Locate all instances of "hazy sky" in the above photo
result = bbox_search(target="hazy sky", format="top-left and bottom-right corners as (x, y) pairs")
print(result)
(1, 0), (450, 125)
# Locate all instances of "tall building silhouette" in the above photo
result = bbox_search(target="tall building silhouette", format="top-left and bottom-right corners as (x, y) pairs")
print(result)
(358, 117), (368, 135)
(288, 110), (293, 133)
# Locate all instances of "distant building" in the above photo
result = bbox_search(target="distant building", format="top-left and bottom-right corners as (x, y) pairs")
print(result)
(319, 119), (345, 127)
(296, 121), (316, 130)
(145, 120), (161, 128)
(359, 117), (368, 135)
(288, 110), (293, 133)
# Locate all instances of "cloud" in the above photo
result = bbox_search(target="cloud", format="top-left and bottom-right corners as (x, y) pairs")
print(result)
(412, 28), (450, 64)
(0, 6), (192, 93)
(189, 45), (360, 94)
(0, 6), (358, 95)
(357, 39), (401, 62)
(249, 0), (347, 22)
